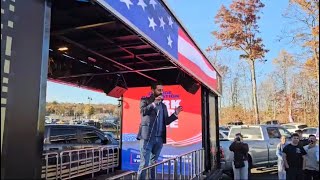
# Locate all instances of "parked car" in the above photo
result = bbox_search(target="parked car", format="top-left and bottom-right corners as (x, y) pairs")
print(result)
(282, 123), (308, 133)
(262, 120), (279, 125)
(219, 126), (229, 131)
(43, 124), (118, 153)
(82, 120), (102, 129)
(103, 131), (119, 144)
(45, 116), (51, 124)
(219, 126), (229, 138)
(227, 121), (244, 129)
(220, 130), (229, 137)
(219, 130), (228, 140)
(220, 125), (292, 175)
(302, 127), (318, 138)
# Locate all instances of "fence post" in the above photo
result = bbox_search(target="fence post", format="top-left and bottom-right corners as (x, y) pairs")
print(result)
(179, 156), (182, 180)
(173, 159), (178, 180)
(168, 160), (171, 180)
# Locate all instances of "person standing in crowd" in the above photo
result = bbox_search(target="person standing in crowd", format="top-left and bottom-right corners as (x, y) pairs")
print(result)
(303, 134), (319, 180)
(283, 133), (307, 180)
(229, 133), (249, 180)
(136, 82), (183, 180)
(295, 129), (309, 147)
(276, 135), (288, 180)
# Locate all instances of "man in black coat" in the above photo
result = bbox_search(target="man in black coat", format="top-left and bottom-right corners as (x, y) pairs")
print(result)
(137, 82), (182, 180)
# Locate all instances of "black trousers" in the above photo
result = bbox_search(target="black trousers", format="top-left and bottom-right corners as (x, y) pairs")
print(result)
(304, 169), (319, 180)
(286, 168), (304, 180)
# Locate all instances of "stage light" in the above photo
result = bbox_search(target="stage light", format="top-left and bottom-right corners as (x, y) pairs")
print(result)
(58, 47), (68, 51)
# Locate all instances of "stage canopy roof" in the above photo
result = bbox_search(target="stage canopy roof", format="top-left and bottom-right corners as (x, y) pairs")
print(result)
(49, 0), (221, 95)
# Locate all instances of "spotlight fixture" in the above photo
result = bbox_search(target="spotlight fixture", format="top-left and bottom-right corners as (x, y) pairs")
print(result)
(58, 47), (68, 51)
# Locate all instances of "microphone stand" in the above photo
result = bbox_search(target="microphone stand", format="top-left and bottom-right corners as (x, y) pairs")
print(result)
(146, 108), (160, 149)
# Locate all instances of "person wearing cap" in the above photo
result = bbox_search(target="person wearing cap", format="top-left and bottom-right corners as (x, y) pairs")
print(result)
(229, 133), (249, 180)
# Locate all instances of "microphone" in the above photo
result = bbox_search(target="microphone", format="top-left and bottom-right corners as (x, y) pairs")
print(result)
(159, 95), (163, 102)
(155, 95), (163, 105)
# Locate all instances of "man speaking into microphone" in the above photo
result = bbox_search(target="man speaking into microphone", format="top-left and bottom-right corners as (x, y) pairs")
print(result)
(137, 81), (183, 180)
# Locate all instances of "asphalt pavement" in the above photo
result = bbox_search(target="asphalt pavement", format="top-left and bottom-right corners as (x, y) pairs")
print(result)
(221, 166), (278, 180)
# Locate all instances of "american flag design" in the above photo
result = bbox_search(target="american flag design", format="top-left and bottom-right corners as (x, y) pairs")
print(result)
(97, 0), (218, 91)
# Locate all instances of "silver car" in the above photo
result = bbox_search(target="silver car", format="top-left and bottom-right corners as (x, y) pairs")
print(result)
(282, 123), (308, 134)
(302, 127), (319, 138)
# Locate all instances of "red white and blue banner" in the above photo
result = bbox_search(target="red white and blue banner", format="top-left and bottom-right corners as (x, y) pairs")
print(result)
(96, 0), (220, 94)
(121, 85), (202, 171)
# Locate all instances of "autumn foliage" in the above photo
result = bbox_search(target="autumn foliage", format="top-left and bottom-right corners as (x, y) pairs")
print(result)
(208, 0), (268, 124)
(46, 101), (119, 119)
(286, 0), (319, 83)
(208, 0), (268, 61)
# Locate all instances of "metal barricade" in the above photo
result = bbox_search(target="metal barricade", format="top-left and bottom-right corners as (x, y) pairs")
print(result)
(101, 145), (120, 172)
(41, 147), (203, 180)
(41, 145), (120, 180)
(58, 148), (101, 179)
(111, 148), (205, 180)
(41, 152), (59, 180)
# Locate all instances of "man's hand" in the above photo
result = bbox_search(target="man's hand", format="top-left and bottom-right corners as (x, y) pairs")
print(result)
(153, 95), (163, 105)
(175, 106), (183, 115)
(234, 137), (241, 143)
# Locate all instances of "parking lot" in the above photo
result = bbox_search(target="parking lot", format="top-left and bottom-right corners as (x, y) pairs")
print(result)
(221, 166), (278, 180)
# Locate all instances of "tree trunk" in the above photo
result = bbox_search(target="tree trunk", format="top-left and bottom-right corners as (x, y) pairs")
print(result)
(273, 100), (276, 119)
(288, 77), (294, 123)
(313, 45), (319, 85)
(288, 93), (293, 122)
(248, 60), (260, 124)
(313, 48), (319, 123)
(304, 101), (307, 124)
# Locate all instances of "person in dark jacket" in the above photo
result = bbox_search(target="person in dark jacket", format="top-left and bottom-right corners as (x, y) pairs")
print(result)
(295, 129), (309, 147)
(229, 133), (249, 180)
(283, 133), (307, 180)
(137, 82), (183, 180)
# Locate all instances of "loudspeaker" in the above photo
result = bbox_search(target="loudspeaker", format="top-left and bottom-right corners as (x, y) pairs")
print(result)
(176, 72), (200, 94)
(104, 85), (127, 98)
(103, 76), (127, 98)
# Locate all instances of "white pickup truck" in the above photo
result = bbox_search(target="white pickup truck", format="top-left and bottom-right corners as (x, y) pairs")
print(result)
(220, 125), (292, 175)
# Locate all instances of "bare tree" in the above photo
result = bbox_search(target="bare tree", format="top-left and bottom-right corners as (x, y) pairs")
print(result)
(272, 50), (297, 122)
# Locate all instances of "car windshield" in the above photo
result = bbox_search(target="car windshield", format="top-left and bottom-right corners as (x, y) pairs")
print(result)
(278, 127), (291, 137)
(298, 125), (308, 129)
(222, 131), (229, 136)
(229, 127), (262, 140)
(310, 128), (317, 134)
(283, 125), (295, 129)
(219, 127), (229, 131)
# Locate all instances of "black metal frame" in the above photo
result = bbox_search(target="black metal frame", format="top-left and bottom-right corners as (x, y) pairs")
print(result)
(201, 87), (220, 172)
(1, 0), (51, 178)
(202, 87), (211, 172)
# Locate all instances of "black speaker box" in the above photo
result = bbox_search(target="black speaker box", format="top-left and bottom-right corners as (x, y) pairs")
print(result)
(177, 73), (200, 94)
(103, 78), (127, 98)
